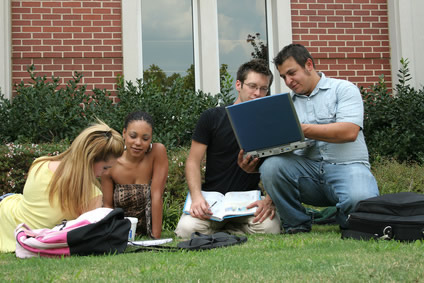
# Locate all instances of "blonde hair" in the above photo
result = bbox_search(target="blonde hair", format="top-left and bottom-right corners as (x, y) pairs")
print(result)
(32, 121), (124, 218)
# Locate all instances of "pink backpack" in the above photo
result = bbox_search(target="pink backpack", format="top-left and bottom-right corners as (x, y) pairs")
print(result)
(15, 208), (130, 258)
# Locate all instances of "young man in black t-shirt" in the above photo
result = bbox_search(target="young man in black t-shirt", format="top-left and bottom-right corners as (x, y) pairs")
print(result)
(175, 59), (281, 238)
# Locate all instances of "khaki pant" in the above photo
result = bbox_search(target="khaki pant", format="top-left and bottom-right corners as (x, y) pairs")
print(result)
(174, 213), (281, 239)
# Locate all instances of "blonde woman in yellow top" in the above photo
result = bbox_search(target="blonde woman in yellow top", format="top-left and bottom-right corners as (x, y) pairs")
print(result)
(0, 121), (124, 253)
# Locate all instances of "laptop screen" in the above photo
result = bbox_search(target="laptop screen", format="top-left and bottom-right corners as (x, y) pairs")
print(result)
(225, 93), (304, 152)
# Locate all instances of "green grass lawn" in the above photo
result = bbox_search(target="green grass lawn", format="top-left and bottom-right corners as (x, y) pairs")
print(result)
(2, 225), (424, 282)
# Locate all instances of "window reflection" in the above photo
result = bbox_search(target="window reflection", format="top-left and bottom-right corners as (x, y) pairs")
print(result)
(217, 0), (268, 92)
(141, 0), (193, 80)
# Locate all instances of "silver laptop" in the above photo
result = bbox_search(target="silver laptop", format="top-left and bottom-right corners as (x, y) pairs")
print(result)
(225, 93), (315, 159)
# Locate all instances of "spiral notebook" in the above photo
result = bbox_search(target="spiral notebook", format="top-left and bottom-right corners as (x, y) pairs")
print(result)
(225, 93), (314, 158)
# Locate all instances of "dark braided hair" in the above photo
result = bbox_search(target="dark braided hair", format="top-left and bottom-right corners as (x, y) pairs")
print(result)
(124, 110), (154, 131)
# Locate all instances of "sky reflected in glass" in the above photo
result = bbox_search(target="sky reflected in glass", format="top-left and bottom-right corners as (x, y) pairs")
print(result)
(218, 0), (267, 82)
(141, 0), (193, 77)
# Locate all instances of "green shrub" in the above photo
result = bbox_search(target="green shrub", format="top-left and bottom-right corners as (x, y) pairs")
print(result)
(362, 59), (424, 163)
(0, 142), (69, 194)
(3, 66), (96, 143)
(96, 76), (233, 148)
(1, 65), (233, 150)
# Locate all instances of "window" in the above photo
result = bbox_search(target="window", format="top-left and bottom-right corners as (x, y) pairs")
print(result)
(141, 0), (194, 79)
(217, 0), (268, 89)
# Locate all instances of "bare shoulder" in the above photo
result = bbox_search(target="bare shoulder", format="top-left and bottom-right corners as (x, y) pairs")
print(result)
(152, 143), (168, 157)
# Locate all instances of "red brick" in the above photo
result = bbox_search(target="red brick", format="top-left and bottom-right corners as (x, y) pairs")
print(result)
(53, 33), (73, 39)
(43, 52), (63, 58)
(12, 7), (31, 14)
(22, 14), (41, 20)
(13, 46), (31, 52)
(63, 27), (82, 33)
(43, 14), (62, 20)
(102, 2), (121, 8)
(54, 46), (73, 52)
(43, 27), (62, 33)
(84, 39), (102, 45)
(93, 8), (112, 14)
(104, 52), (122, 58)
(32, 20), (52, 26)
(33, 33), (52, 39)
(63, 52), (83, 58)
(103, 15), (121, 21)
(73, 8), (92, 14)
(22, 27), (42, 33)
(32, 8), (52, 14)
(62, 2), (81, 7)
(83, 14), (102, 20)
(84, 52), (103, 58)
(52, 8), (72, 14)
(93, 21), (112, 27)
(63, 14), (82, 20)
(12, 32), (32, 39)
(22, 52), (42, 58)
(64, 64), (83, 70)
(21, 1), (41, 7)
(63, 39), (82, 45)
(73, 21), (93, 26)
(73, 46), (93, 53)
(94, 46), (112, 52)
(94, 33), (112, 39)
(103, 26), (121, 33)
(73, 33), (93, 39)
(83, 2), (102, 8)
(53, 58), (73, 64)
(43, 64), (63, 71)
(94, 59), (113, 64)
(12, 19), (32, 26)
(83, 27), (102, 33)
(42, 2), (62, 8)
(84, 64), (103, 71)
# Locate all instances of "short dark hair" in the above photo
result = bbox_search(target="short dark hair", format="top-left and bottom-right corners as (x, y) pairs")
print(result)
(236, 59), (273, 87)
(124, 110), (154, 130)
(273, 44), (316, 69)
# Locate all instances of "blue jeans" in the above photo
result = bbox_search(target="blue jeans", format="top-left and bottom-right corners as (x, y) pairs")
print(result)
(259, 153), (379, 230)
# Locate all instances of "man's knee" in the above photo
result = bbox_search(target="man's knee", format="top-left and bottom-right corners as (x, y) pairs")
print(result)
(262, 217), (281, 234)
(174, 214), (197, 239)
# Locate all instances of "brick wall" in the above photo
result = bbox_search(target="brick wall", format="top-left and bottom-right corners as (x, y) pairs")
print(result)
(10, 0), (391, 96)
(291, 0), (391, 89)
(11, 0), (122, 96)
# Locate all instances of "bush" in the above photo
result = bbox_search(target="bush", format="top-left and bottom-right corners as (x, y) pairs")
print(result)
(2, 66), (96, 143)
(95, 76), (233, 148)
(362, 59), (424, 163)
(0, 142), (69, 194)
(0, 66), (233, 149)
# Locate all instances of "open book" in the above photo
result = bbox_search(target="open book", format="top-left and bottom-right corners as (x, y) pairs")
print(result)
(183, 190), (261, 221)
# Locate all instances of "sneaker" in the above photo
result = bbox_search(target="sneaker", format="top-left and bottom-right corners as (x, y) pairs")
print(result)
(284, 227), (311, 234)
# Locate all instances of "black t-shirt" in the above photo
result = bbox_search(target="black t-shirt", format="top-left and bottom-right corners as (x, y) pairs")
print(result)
(192, 106), (260, 194)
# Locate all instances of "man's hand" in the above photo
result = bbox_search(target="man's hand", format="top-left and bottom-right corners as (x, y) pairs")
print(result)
(189, 197), (213, 220)
(246, 195), (276, 223)
(237, 150), (260, 173)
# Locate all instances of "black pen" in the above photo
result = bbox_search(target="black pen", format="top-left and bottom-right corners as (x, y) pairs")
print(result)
(209, 201), (217, 209)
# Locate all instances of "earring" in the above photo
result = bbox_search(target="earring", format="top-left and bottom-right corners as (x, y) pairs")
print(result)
(146, 143), (152, 153)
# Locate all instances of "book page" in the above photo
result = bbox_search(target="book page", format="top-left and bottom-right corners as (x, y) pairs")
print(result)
(183, 191), (225, 218)
(221, 190), (261, 218)
(183, 190), (261, 221)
